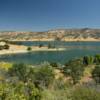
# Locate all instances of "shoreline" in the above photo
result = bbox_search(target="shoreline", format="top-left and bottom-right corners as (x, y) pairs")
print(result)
(10, 39), (100, 42)
(0, 40), (99, 55)
(0, 45), (66, 55)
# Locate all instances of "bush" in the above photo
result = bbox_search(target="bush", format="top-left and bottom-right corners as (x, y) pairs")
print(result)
(0, 46), (4, 50)
(27, 46), (32, 51)
(0, 82), (41, 100)
(8, 63), (31, 83)
(71, 87), (100, 100)
(83, 56), (94, 65)
(41, 88), (71, 100)
(0, 44), (9, 50)
(63, 59), (84, 84)
(92, 65), (100, 84)
(4, 44), (9, 49)
(8, 63), (55, 88)
(50, 62), (58, 68)
(94, 54), (100, 64)
(34, 63), (55, 88)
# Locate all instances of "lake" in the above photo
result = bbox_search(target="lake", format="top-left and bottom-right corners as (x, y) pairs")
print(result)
(0, 41), (100, 65)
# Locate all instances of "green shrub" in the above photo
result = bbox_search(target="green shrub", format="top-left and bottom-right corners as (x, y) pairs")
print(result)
(50, 62), (58, 68)
(64, 59), (84, 84)
(94, 54), (100, 64)
(8, 63), (55, 88)
(0, 82), (41, 100)
(92, 65), (100, 84)
(0, 46), (4, 50)
(4, 44), (9, 49)
(83, 56), (94, 65)
(34, 63), (55, 88)
(8, 63), (31, 83)
(52, 77), (71, 90)
(41, 88), (71, 100)
(71, 87), (100, 100)
(27, 46), (32, 51)
(0, 44), (9, 50)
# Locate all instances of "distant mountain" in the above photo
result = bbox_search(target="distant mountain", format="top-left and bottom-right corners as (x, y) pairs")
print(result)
(0, 28), (100, 41)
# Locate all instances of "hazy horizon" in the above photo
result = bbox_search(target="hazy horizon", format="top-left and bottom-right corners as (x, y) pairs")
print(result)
(0, 27), (100, 32)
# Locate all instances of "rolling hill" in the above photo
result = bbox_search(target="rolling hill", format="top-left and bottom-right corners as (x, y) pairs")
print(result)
(0, 28), (100, 41)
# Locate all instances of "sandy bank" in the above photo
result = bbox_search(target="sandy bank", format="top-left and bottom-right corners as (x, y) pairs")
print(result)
(10, 39), (100, 42)
(62, 38), (100, 42)
(0, 45), (66, 55)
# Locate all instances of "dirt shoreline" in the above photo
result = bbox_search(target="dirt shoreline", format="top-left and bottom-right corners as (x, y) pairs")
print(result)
(0, 45), (66, 55)
(10, 39), (100, 42)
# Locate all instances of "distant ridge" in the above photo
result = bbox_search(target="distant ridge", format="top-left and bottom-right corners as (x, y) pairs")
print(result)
(0, 28), (100, 41)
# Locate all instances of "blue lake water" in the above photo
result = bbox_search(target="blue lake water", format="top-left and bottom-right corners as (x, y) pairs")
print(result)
(0, 41), (100, 65)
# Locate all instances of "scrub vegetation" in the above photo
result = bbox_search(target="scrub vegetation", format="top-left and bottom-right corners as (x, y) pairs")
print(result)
(0, 54), (100, 100)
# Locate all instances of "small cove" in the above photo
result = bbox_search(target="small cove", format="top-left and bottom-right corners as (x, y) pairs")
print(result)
(0, 41), (100, 65)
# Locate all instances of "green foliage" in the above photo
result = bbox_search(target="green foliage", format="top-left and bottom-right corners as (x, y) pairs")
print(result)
(8, 63), (55, 88)
(8, 63), (31, 82)
(64, 59), (84, 84)
(34, 63), (55, 88)
(50, 62), (58, 68)
(0, 82), (41, 100)
(0, 44), (10, 50)
(41, 88), (71, 100)
(71, 87), (100, 100)
(3, 44), (9, 49)
(27, 46), (32, 51)
(52, 77), (71, 90)
(0, 46), (4, 50)
(1, 54), (100, 99)
(0, 62), (12, 70)
(94, 54), (100, 64)
(83, 54), (100, 65)
(83, 56), (94, 65)
(92, 65), (100, 84)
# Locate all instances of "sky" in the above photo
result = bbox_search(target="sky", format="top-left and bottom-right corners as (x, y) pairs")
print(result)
(0, 0), (100, 31)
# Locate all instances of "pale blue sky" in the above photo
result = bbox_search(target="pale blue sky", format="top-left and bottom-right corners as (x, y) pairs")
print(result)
(0, 0), (100, 31)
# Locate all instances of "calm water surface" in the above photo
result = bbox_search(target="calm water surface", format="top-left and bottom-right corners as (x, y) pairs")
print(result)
(0, 41), (100, 65)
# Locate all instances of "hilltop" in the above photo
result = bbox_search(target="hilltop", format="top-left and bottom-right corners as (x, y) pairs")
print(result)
(0, 28), (100, 41)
